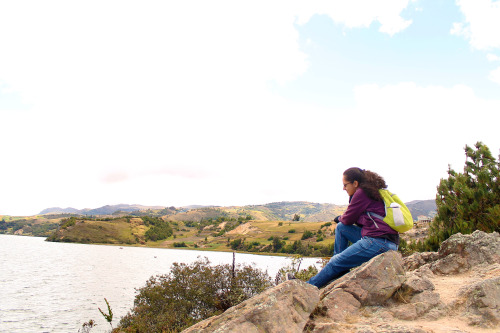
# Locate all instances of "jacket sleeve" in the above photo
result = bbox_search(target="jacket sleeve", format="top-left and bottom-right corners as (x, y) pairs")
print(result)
(339, 189), (370, 225)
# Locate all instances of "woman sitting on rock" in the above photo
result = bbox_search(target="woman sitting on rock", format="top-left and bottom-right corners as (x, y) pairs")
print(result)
(306, 167), (399, 288)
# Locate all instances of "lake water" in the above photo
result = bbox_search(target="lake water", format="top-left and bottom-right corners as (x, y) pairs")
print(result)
(0, 234), (321, 332)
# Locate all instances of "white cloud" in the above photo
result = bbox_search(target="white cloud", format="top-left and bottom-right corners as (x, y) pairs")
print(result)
(451, 0), (500, 50)
(487, 53), (500, 61)
(490, 66), (500, 84)
(295, 0), (413, 36)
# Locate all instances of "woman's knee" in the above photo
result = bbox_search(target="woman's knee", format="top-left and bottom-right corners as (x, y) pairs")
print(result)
(335, 221), (346, 233)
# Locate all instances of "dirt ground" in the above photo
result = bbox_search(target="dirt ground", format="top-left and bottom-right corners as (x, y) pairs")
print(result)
(388, 265), (500, 333)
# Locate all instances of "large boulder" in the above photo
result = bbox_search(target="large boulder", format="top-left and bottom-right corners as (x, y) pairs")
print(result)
(431, 230), (500, 274)
(181, 280), (319, 333)
(455, 276), (500, 328)
(321, 251), (406, 306)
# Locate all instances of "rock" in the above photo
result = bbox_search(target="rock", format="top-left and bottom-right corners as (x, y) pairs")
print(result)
(319, 288), (361, 322)
(321, 251), (406, 306)
(434, 231), (500, 271)
(430, 253), (469, 275)
(410, 291), (444, 317)
(181, 280), (319, 333)
(391, 303), (418, 321)
(391, 290), (445, 321)
(400, 272), (435, 296)
(461, 276), (500, 328)
(403, 252), (440, 271)
(402, 231), (500, 276)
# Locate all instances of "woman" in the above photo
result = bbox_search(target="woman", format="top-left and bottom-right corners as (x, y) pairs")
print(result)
(306, 167), (399, 288)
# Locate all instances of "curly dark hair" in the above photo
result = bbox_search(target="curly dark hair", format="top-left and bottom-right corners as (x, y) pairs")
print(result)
(343, 167), (387, 201)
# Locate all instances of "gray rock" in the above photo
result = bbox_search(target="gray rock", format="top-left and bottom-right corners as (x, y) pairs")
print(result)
(321, 251), (406, 306)
(319, 288), (361, 322)
(462, 276), (500, 328)
(430, 253), (469, 275)
(436, 231), (500, 271)
(410, 291), (444, 317)
(391, 303), (418, 321)
(403, 252), (440, 271)
(400, 272), (435, 296)
(181, 280), (319, 333)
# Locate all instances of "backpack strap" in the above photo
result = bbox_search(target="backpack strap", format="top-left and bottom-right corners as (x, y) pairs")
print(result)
(366, 211), (384, 229)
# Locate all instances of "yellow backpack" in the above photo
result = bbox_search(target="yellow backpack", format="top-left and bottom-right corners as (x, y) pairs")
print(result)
(367, 189), (414, 233)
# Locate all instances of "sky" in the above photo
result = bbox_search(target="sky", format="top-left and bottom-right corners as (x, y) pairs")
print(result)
(1, 0), (499, 216)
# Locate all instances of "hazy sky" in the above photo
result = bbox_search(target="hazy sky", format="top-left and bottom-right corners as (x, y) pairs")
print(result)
(1, 0), (499, 216)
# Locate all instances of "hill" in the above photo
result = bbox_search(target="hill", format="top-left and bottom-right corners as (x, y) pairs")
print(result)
(405, 199), (437, 218)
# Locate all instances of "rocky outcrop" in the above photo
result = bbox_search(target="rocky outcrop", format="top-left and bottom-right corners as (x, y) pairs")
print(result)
(404, 230), (500, 274)
(182, 279), (320, 333)
(320, 250), (406, 306)
(181, 231), (500, 332)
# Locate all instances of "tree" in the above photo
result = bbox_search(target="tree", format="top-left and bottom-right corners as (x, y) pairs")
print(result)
(424, 142), (500, 251)
(292, 214), (300, 221)
(118, 258), (273, 332)
(272, 236), (285, 252)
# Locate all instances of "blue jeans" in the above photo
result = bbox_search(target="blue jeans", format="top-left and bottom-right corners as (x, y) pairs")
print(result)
(307, 222), (398, 288)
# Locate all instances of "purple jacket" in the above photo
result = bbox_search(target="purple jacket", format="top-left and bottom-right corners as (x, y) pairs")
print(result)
(339, 188), (398, 238)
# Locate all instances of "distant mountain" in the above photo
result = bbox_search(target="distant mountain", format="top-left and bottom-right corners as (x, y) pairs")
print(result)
(39, 199), (437, 221)
(39, 204), (166, 216)
(39, 207), (82, 215)
(405, 199), (437, 219)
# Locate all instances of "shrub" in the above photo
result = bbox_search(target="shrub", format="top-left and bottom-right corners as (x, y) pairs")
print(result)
(230, 238), (243, 250)
(117, 258), (273, 332)
(301, 230), (314, 240)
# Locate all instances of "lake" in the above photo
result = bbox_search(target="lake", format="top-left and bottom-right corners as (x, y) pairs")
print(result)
(0, 234), (321, 332)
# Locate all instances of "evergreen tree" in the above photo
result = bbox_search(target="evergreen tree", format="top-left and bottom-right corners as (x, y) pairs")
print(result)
(425, 142), (500, 251)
